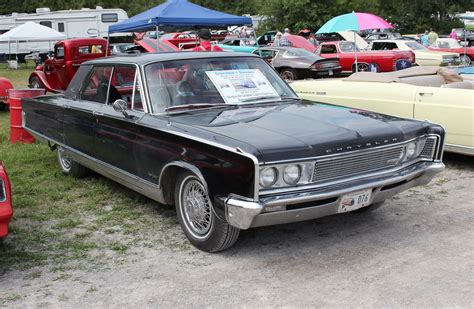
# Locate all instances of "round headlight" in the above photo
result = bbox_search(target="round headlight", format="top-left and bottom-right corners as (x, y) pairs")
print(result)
(283, 164), (301, 185)
(406, 142), (417, 158)
(259, 167), (277, 188)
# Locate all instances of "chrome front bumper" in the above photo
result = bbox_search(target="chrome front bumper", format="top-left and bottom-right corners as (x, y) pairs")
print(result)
(225, 162), (444, 230)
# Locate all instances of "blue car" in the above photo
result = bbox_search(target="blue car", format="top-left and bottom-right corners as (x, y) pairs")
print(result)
(217, 38), (258, 53)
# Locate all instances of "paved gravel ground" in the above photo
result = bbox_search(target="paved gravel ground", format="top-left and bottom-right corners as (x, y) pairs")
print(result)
(1, 153), (473, 308)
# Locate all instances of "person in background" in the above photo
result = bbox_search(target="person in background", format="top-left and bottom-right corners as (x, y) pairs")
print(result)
(420, 30), (429, 46)
(186, 28), (223, 52)
(308, 33), (318, 46)
(273, 32), (283, 46)
(449, 28), (459, 40)
(280, 28), (292, 47)
(427, 28), (438, 46)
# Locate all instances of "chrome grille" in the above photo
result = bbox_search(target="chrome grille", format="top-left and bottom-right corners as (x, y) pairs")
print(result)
(312, 146), (405, 183)
(420, 137), (436, 159)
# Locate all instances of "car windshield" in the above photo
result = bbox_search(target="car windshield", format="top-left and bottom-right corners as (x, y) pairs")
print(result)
(339, 41), (360, 52)
(405, 42), (426, 50)
(283, 48), (315, 57)
(144, 57), (298, 113)
(438, 39), (461, 49)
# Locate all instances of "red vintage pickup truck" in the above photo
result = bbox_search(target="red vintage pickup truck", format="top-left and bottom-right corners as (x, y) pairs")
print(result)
(316, 41), (415, 73)
(29, 38), (108, 92)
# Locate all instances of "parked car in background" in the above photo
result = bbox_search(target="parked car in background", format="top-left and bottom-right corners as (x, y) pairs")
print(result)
(0, 162), (13, 239)
(217, 38), (258, 53)
(364, 32), (403, 42)
(369, 40), (461, 67)
(28, 38), (108, 92)
(0, 77), (13, 111)
(257, 31), (277, 46)
(161, 32), (197, 49)
(453, 28), (474, 46)
(110, 43), (135, 55)
(291, 66), (473, 155)
(428, 38), (474, 65)
(22, 52), (445, 252)
(254, 46), (341, 81)
(316, 41), (415, 72)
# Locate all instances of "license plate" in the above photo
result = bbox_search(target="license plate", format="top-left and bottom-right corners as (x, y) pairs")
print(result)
(338, 189), (372, 213)
(328, 70), (333, 76)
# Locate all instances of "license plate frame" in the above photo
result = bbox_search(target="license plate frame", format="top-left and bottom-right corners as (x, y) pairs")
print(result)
(338, 189), (372, 213)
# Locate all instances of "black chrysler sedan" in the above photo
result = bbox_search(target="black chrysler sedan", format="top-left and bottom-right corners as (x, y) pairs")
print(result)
(22, 52), (445, 252)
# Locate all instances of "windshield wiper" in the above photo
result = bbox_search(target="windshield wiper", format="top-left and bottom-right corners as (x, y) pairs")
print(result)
(240, 96), (282, 103)
(165, 103), (228, 112)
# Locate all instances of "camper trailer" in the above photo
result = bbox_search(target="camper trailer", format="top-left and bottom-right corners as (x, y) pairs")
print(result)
(0, 7), (128, 57)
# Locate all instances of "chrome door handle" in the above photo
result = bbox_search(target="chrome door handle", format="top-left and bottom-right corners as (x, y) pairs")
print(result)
(419, 92), (433, 96)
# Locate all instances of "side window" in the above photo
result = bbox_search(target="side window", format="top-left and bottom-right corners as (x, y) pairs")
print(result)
(40, 21), (52, 28)
(110, 66), (143, 112)
(101, 13), (118, 23)
(58, 22), (65, 33)
(55, 46), (65, 59)
(80, 66), (113, 104)
(321, 44), (337, 54)
(371, 42), (383, 50)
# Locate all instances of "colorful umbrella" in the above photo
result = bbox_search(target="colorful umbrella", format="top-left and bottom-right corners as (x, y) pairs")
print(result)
(316, 12), (393, 34)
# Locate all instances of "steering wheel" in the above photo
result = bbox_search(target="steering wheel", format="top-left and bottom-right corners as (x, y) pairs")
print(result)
(176, 81), (196, 97)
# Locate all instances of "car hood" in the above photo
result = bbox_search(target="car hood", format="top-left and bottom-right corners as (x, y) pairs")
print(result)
(168, 101), (431, 163)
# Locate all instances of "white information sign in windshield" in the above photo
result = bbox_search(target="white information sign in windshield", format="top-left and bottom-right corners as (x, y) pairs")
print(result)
(206, 69), (281, 104)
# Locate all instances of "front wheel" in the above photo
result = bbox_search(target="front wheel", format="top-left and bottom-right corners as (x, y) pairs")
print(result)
(460, 55), (471, 66)
(57, 146), (89, 178)
(174, 171), (240, 252)
(29, 76), (43, 89)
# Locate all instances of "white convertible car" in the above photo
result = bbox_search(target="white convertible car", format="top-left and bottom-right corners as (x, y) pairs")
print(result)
(291, 66), (474, 155)
(369, 40), (461, 67)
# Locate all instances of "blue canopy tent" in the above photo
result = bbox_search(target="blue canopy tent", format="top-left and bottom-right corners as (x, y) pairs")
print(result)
(109, 0), (252, 33)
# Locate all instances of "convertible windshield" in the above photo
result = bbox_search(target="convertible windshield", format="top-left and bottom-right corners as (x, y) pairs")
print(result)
(145, 57), (297, 113)
(339, 41), (360, 52)
(405, 42), (427, 50)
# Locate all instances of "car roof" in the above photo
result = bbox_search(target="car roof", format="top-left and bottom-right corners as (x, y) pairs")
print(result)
(84, 52), (259, 66)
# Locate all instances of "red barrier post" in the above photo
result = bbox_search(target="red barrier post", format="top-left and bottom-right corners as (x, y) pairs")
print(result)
(8, 89), (45, 144)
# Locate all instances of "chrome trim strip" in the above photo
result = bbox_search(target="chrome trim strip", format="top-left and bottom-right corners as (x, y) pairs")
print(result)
(263, 134), (439, 165)
(24, 128), (167, 204)
(444, 143), (474, 156)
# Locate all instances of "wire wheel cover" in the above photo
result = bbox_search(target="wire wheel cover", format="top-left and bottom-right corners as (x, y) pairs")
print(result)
(181, 178), (212, 237)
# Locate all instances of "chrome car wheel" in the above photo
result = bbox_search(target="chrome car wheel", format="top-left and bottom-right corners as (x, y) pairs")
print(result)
(460, 55), (471, 66)
(29, 77), (42, 89)
(357, 63), (370, 72)
(280, 69), (297, 81)
(178, 175), (213, 239)
(58, 146), (72, 172)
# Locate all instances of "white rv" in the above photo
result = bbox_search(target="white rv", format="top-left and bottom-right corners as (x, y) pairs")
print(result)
(0, 6), (128, 56)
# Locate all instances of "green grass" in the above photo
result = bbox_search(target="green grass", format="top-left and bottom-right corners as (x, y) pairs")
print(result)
(0, 62), (34, 88)
(0, 84), (186, 275)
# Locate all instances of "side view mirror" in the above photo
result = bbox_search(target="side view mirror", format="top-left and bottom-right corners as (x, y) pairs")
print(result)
(112, 99), (129, 117)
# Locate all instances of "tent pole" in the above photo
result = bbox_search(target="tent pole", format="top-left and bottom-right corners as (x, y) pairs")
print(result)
(354, 31), (358, 72)
(106, 31), (110, 56)
(156, 25), (160, 53)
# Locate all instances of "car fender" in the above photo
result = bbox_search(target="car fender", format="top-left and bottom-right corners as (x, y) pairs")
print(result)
(29, 71), (60, 93)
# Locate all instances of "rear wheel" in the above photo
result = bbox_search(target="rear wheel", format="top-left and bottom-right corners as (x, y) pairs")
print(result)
(353, 63), (370, 72)
(280, 68), (298, 82)
(174, 170), (240, 252)
(460, 55), (471, 66)
(57, 146), (89, 178)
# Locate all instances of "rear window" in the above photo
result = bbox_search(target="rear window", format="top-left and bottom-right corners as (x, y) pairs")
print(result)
(320, 44), (337, 54)
(77, 45), (103, 55)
